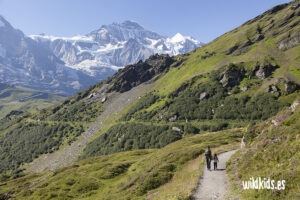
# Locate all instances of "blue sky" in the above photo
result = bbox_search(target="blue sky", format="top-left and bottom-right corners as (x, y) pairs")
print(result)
(0, 0), (291, 42)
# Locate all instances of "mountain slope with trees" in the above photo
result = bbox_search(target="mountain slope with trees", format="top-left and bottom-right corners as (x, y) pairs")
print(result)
(0, 2), (299, 200)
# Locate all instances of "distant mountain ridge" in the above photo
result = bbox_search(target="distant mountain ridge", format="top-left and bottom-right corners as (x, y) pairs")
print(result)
(0, 82), (65, 119)
(0, 17), (202, 95)
(30, 20), (202, 78)
(0, 15), (96, 95)
(0, 2), (299, 200)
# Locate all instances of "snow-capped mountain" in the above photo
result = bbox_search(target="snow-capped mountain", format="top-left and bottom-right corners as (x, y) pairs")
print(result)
(0, 16), (202, 95)
(30, 21), (203, 78)
(0, 15), (97, 95)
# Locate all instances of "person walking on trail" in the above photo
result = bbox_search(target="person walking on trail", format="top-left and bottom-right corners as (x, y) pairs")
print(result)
(213, 153), (219, 170)
(205, 145), (212, 170)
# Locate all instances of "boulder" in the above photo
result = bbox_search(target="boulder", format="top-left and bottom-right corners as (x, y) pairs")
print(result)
(290, 99), (300, 112)
(199, 92), (208, 100)
(172, 126), (182, 132)
(219, 65), (245, 87)
(271, 119), (280, 127)
(88, 92), (96, 99)
(278, 35), (300, 51)
(266, 85), (279, 93)
(285, 81), (299, 94)
(101, 97), (107, 103)
(240, 86), (248, 92)
(254, 65), (277, 79)
(168, 115), (177, 122)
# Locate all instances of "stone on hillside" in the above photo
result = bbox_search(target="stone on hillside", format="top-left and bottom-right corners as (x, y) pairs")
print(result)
(101, 97), (107, 103)
(271, 119), (280, 127)
(88, 93), (96, 99)
(168, 115), (177, 122)
(278, 35), (300, 50)
(254, 64), (278, 79)
(290, 99), (300, 112)
(271, 85), (279, 92)
(172, 126), (182, 132)
(266, 85), (279, 93)
(219, 65), (245, 88)
(200, 92), (208, 100)
(291, 3), (299, 10)
(285, 81), (299, 94)
(240, 86), (248, 92)
(256, 34), (265, 41)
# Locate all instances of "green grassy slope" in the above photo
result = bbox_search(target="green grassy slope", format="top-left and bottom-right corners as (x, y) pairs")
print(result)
(227, 100), (300, 200)
(0, 2), (299, 200)
(0, 83), (104, 172)
(153, 2), (300, 96)
(0, 83), (65, 119)
(81, 2), (300, 159)
(0, 129), (242, 200)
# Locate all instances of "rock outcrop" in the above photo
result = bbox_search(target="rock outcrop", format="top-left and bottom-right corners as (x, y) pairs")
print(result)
(107, 54), (174, 93)
(290, 99), (300, 112)
(285, 81), (299, 94)
(253, 64), (279, 79)
(266, 85), (280, 93)
(199, 92), (209, 100)
(219, 64), (245, 87)
(278, 35), (300, 50)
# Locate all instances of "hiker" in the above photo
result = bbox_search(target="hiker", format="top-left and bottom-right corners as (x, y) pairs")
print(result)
(205, 145), (212, 170)
(213, 153), (219, 170)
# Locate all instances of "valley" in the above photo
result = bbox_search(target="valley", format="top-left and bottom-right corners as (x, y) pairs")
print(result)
(0, 83), (65, 119)
(0, 1), (299, 200)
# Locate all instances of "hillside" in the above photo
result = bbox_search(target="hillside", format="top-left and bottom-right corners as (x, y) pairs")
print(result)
(227, 99), (300, 199)
(0, 83), (65, 119)
(0, 2), (299, 200)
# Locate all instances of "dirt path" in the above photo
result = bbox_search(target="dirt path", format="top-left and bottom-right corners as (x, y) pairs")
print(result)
(192, 150), (237, 200)
(26, 82), (153, 173)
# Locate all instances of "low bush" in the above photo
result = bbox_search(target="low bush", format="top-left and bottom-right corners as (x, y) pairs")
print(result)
(82, 123), (182, 157)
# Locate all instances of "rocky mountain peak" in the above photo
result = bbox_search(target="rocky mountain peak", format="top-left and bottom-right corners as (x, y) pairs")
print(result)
(171, 33), (186, 43)
(119, 20), (144, 30)
(88, 20), (162, 44)
(1, 16), (202, 95)
(0, 15), (8, 28)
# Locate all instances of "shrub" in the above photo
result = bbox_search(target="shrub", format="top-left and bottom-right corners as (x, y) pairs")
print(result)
(82, 123), (182, 158)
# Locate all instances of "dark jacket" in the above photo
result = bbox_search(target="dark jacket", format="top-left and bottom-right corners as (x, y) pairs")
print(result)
(205, 149), (212, 160)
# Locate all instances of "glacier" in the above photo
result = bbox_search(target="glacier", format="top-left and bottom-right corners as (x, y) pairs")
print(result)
(0, 17), (202, 95)
(29, 21), (203, 80)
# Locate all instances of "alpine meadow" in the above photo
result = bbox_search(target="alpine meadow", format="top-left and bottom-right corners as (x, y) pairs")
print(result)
(0, 1), (299, 200)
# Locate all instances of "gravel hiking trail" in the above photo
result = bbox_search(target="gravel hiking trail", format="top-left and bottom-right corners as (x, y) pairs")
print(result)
(192, 150), (237, 200)
(26, 82), (153, 173)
